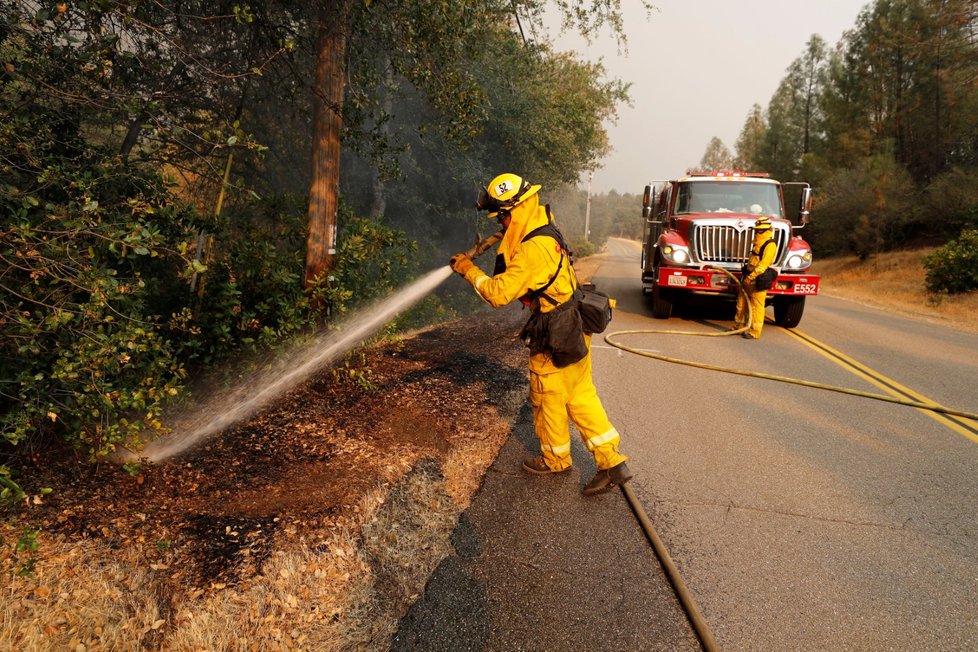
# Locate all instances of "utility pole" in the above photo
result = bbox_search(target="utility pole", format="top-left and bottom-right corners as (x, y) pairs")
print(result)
(584, 170), (593, 242)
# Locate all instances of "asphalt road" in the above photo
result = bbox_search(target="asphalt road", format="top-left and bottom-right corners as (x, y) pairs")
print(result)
(589, 238), (978, 650)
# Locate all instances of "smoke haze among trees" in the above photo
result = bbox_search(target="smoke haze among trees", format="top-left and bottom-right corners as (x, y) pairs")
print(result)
(0, 0), (641, 480)
(697, 0), (978, 258)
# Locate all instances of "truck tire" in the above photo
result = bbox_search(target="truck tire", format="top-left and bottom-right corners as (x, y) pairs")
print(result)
(773, 295), (805, 328)
(650, 283), (673, 319)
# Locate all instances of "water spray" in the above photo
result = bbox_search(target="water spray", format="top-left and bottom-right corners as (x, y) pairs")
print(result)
(119, 230), (504, 464)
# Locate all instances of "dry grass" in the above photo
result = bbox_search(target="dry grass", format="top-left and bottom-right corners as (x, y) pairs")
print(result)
(2, 307), (527, 651)
(158, 465), (454, 652)
(1, 528), (173, 650)
(1, 401), (514, 652)
(813, 248), (978, 334)
(0, 456), (501, 651)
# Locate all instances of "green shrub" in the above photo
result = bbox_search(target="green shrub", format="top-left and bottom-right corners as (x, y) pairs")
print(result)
(0, 123), (419, 463)
(924, 167), (978, 238)
(923, 229), (978, 294)
(569, 237), (596, 259)
(813, 154), (914, 257)
(179, 194), (317, 365)
(0, 126), (197, 458)
(0, 465), (25, 507)
(327, 207), (417, 314)
(153, 198), (421, 392)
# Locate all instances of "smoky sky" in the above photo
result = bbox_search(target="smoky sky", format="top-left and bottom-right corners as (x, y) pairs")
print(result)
(545, 0), (868, 193)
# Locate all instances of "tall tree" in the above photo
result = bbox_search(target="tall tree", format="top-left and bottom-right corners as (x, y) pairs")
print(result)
(796, 35), (828, 155)
(819, 0), (978, 182)
(305, 2), (354, 288)
(698, 136), (733, 171)
(734, 103), (767, 171)
(758, 35), (828, 179)
(820, 35), (875, 168)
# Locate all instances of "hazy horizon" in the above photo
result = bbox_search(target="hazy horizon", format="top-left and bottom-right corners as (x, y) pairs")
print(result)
(546, 0), (869, 194)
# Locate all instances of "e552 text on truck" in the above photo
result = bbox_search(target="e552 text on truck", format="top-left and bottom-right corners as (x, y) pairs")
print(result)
(640, 171), (819, 328)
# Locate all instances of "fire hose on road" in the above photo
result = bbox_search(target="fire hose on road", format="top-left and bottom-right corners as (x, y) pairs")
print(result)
(603, 266), (978, 422)
(454, 239), (977, 651)
(601, 265), (978, 652)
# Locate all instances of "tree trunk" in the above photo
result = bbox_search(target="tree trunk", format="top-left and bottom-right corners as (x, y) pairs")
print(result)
(370, 60), (394, 220)
(305, 5), (350, 288)
(895, 47), (906, 166)
(120, 112), (148, 162)
(119, 62), (187, 163)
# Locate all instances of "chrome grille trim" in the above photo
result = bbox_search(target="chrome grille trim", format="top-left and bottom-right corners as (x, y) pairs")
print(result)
(691, 224), (788, 265)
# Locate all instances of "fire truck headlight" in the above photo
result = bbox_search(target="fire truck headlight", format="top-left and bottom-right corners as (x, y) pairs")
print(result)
(661, 244), (689, 264)
(785, 251), (812, 269)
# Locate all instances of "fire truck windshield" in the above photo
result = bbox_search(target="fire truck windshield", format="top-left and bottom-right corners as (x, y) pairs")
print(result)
(674, 181), (783, 218)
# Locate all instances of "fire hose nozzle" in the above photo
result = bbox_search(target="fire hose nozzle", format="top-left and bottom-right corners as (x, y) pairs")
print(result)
(463, 230), (504, 260)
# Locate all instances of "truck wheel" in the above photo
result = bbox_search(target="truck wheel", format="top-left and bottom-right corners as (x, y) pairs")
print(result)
(650, 284), (673, 319)
(774, 295), (805, 328)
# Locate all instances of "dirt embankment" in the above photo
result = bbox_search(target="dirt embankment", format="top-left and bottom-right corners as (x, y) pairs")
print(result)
(2, 304), (530, 651)
(814, 248), (978, 334)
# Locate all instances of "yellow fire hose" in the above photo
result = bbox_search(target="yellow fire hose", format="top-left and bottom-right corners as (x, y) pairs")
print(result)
(602, 266), (977, 652)
(604, 266), (978, 421)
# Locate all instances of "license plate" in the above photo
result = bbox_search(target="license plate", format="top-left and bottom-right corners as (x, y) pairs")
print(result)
(668, 275), (688, 287)
(795, 283), (817, 294)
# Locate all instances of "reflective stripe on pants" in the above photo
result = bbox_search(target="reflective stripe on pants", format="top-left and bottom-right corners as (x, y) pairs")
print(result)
(528, 351), (628, 472)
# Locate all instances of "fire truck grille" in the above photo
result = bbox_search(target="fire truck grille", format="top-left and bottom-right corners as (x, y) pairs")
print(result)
(692, 225), (786, 264)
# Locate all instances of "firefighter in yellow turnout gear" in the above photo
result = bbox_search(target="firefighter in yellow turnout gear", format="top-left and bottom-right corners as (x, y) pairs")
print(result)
(735, 217), (778, 339)
(449, 173), (632, 496)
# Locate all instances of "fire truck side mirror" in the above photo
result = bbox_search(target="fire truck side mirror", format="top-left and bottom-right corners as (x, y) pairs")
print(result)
(799, 187), (813, 226)
(642, 184), (653, 219)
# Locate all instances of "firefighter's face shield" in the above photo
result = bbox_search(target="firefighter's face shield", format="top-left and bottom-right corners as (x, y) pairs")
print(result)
(476, 188), (505, 213)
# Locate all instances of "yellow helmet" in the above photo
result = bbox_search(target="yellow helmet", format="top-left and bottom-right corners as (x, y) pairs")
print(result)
(475, 173), (541, 213)
(754, 216), (773, 232)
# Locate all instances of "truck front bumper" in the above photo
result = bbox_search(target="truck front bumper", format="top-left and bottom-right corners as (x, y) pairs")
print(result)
(643, 266), (820, 296)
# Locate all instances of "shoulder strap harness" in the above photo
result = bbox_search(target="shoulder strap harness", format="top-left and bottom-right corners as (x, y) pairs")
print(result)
(521, 206), (575, 307)
(755, 239), (776, 258)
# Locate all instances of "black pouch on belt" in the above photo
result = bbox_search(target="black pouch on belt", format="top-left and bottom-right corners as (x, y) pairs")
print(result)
(519, 299), (588, 368)
(543, 297), (588, 367)
(754, 267), (777, 291)
(577, 284), (613, 334)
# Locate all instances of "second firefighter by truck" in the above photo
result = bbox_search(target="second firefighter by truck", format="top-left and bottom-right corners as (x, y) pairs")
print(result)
(449, 172), (632, 496)
(735, 217), (778, 339)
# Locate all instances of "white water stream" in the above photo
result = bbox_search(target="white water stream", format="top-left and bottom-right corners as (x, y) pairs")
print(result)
(122, 266), (455, 463)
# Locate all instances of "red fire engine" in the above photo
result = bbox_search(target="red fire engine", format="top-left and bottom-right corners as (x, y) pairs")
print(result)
(641, 171), (819, 328)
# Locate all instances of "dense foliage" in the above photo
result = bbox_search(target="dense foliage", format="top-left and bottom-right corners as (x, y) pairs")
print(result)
(700, 0), (978, 272)
(0, 99), (416, 466)
(1, 0), (632, 496)
(0, 120), (192, 457)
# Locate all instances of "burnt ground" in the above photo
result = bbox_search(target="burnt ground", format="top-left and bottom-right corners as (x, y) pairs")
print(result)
(5, 305), (530, 599)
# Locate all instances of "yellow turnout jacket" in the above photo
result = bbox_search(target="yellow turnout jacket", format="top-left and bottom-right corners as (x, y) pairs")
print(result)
(462, 195), (578, 374)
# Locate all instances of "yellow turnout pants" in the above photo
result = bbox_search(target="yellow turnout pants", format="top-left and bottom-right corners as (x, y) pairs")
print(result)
(735, 286), (767, 338)
(528, 350), (628, 472)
